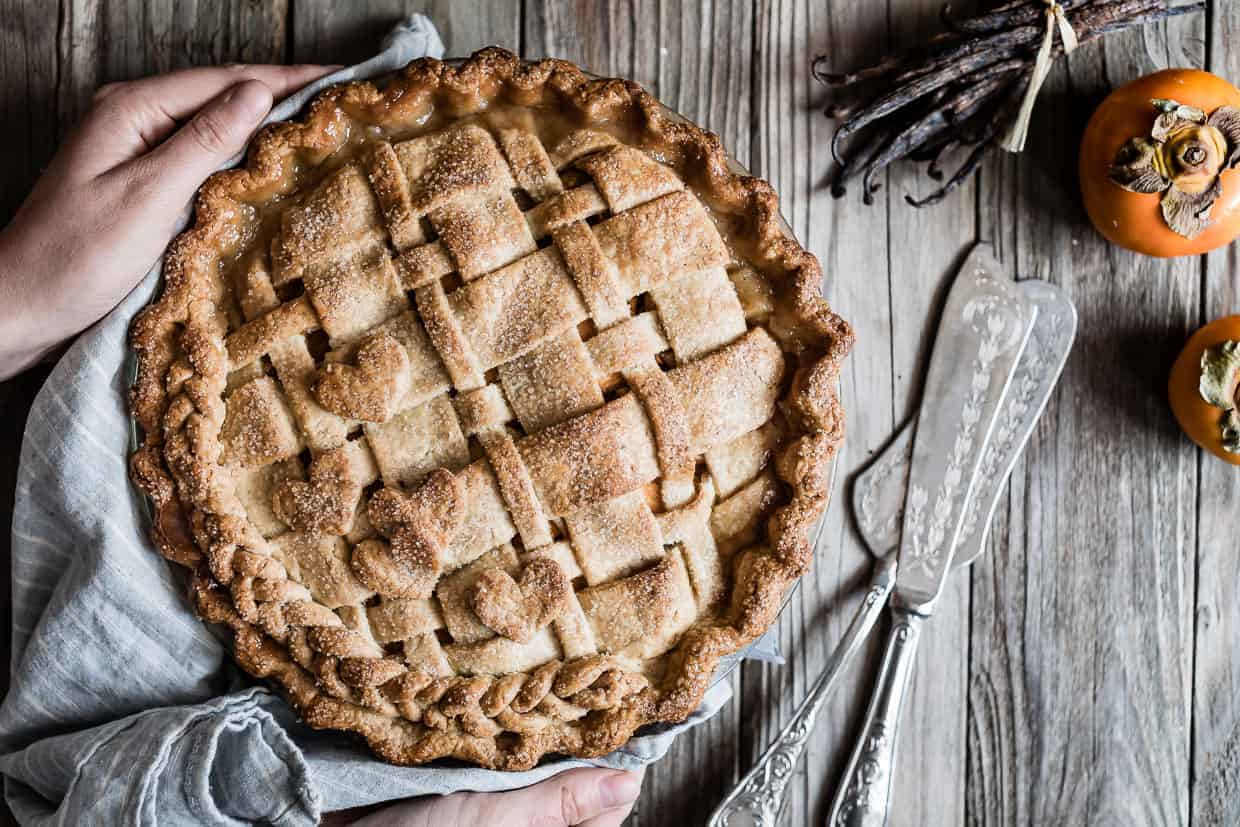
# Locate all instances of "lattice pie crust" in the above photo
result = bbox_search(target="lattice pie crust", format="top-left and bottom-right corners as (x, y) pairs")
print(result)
(129, 49), (852, 768)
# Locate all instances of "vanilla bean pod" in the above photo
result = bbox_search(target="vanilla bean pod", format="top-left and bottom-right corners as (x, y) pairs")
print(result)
(923, 143), (955, 179)
(849, 68), (1024, 202)
(815, 0), (1206, 207)
(829, 52), (1029, 164)
(855, 87), (958, 201)
(942, 0), (1089, 35)
(907, 135), (998, 206)
(911, 137), (954, 169)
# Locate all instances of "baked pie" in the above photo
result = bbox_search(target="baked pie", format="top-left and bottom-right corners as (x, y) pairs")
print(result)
(129, 48), (852, 769)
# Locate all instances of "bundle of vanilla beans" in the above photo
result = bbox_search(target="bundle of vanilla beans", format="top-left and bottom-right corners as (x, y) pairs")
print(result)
(815, 0), (1205, 207)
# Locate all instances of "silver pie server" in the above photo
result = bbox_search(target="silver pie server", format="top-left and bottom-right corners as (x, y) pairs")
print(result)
(853, 278), (1078, 565)
(826, 245), (1037, 827)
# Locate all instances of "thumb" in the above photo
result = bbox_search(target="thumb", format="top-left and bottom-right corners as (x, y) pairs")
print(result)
(347, 768), (644, 827)
(143, 79), (273, 199)
(495, 768), (643, 825)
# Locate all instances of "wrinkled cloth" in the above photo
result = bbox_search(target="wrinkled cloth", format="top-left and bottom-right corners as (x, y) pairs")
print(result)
(0, 15), (781, 826)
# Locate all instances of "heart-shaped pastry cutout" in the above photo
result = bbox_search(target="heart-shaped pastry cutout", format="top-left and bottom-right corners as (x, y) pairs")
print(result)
(351, 537), (439, 599)
(272, 446), (361, 534)
(471, 557), (572, 643)
(313, 332), (411, 422)
(354, 469), (462, 599)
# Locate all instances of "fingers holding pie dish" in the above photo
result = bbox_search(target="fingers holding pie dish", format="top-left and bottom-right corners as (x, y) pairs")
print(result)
(72, 64), (341, 174)
(0, 64), (338, 379)
(348, 767), (644, 827)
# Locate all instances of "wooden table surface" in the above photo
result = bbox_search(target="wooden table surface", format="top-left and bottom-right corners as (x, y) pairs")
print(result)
(2, 1), (1237, 825)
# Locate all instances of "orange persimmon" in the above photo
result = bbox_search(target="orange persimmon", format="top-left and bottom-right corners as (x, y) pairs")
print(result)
(1080, 69), (1240, 257)
(1169, 314), (1240, 465)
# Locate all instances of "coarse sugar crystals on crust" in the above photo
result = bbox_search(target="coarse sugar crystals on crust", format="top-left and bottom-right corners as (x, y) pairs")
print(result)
(129, 47), (853, 769)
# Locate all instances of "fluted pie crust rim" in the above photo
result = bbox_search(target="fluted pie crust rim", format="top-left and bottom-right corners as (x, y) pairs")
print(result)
(128, 48), (853, 769)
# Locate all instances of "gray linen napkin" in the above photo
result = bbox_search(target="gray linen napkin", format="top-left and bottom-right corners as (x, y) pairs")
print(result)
(0, 16), (780, 825)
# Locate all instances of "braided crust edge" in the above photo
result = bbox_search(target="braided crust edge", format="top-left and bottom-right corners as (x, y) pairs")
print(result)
(128, 47), (853, 769)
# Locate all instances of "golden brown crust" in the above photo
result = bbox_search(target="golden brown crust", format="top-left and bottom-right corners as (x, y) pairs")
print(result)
(129, 47), (852, 769)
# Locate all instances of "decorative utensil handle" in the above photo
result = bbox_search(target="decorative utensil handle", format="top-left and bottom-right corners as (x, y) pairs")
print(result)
(707, 555), (897, 827)
(826, 606), (924, 827)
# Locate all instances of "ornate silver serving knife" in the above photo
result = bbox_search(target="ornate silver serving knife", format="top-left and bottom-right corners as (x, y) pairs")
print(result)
(827, 246), (1036, 827)
(853, 279), (1077, 564)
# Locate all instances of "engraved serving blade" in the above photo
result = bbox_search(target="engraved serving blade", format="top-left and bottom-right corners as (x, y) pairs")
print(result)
(852, 278), (1077, 569)
(892, 245), (1036, 612)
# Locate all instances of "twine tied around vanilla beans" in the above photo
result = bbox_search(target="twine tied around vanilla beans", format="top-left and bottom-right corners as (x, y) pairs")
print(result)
(1000, 0), (1079, 152)
(816, 0), (1204, 207)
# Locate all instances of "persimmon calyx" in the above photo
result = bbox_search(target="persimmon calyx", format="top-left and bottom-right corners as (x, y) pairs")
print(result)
(1199, 339), (1240, 454)
(1110, 98), (1240, 239)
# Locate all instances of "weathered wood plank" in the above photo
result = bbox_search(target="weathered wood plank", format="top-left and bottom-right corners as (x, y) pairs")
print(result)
(752, 0), (885, 822)
(0, 0), (67, 224)
(878, 0), (979, 821)
(292, 0), (519, 64)
(968, 8), (1203, 825)
(523, 0), (651, 83)
(751, 1), (903, 825)
(1191, 3), (1240, 825)
(71, 0), (288, 119)
(521, 3), (752, 824)
(754, 0), (976, 822)
(2, 4), (1228, 826)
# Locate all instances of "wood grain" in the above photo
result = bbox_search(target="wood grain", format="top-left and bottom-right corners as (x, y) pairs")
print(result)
(0, 0), (287, 225)
(968, 7), (1204, 826)
(1191, 3), (1240, 825)
(749, 1), (898, 824)
(751, 0), (975, 822)
(292, 0), (519, 64)
(877, 1), (981, 824)
(0, 0), (59, 225)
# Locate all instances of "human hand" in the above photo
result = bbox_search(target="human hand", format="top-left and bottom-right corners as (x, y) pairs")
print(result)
(0, 64), (338, 380)
(349, 767), (644, 827)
